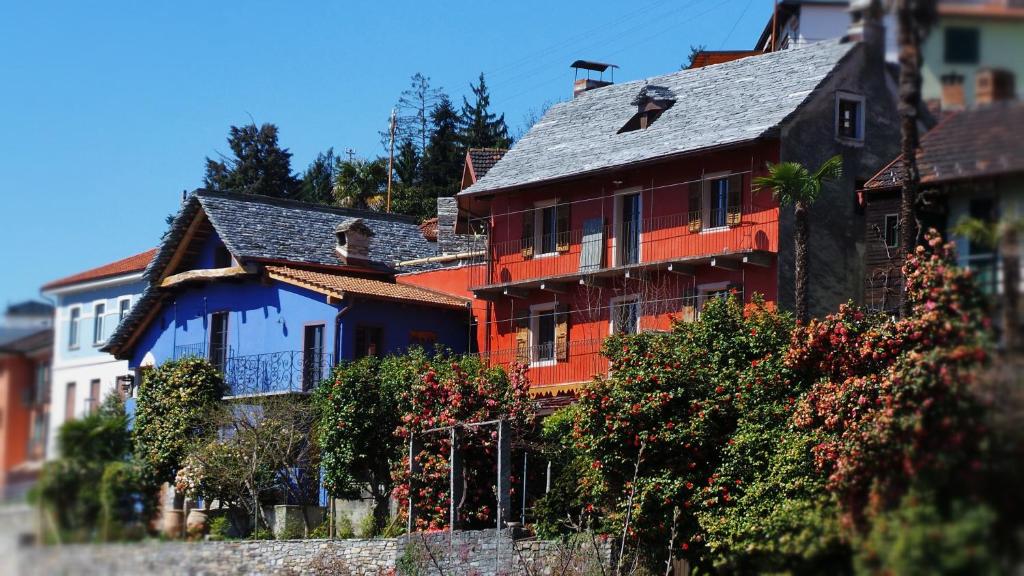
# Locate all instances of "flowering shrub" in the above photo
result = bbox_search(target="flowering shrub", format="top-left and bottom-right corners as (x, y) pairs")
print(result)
(392, 354), (534, 530)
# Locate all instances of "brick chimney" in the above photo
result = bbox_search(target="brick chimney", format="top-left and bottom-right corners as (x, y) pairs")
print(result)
(976, 69), (1016, 106)
(335, 218), (374, 265)
(571, 60), (617, 98)
(941, 72), (966, 111)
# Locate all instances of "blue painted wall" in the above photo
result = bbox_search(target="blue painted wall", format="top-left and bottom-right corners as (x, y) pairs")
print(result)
(128, 276), (469, 394)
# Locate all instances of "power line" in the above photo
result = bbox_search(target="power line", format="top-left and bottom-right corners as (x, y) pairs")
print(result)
(719, 0), (755, 49)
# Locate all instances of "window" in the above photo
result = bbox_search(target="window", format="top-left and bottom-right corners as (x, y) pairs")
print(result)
(611, 296), (640, 335)
(702, 175), (743, 230)
(836, 93), (865, 141)
(302, 324), (326, 391)
(698, 282), (740, 317)
(88, 379), (101, 413)
(118, 298), (131, 323)
(540, 205), (558, 254)
(355, 325), (383, 359)
(34, 363), (50, 406)
(93, 303), (106, 345)
(944, 27), (980, 64)
(884, 214), (899, 248)
(68, 307), (80, 349)
(532, 308), (557, 365)
(209, 311), (229, 371)
(65, 382), (76, 422)
(616, 192), (641, 265)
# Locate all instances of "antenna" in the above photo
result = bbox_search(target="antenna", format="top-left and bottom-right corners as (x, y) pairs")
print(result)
(386, 109), (397, 213)
(344, 148), (356, 162)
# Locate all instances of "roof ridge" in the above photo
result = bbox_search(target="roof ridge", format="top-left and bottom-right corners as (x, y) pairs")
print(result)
(194, 188), (421, 224)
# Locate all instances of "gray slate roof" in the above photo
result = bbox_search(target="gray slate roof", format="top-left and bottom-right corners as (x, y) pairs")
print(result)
(461, 40), (856, 196)
(144, 190), (439, 282)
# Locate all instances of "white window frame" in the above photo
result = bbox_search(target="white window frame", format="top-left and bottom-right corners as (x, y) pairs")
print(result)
(883, 213), (899, 248)
(835, 91), (866, 143)
(68, 306), (82, 350)
(92, 301), (107, 346)
(612, 187), (643, 266)
(701, 171), (732, 232)
(697, 281), (733, 316)
(533, 199), (559, 258)
(609, 294), (641, 335)
(529, 302), (558, 368)
(117, 297), (132, 324)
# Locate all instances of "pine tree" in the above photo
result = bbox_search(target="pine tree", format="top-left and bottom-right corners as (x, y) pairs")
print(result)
(423, 95), (465, 198)
(397, 73), (442, 157)
(298, 148), (337, 205)
(459, 73), (511, 150)
(203, 123), (299, 198)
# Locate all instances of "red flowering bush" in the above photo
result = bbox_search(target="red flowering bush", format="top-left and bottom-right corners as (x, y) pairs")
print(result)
(392, 355), (534, 530)
(791, 232), (990, 527)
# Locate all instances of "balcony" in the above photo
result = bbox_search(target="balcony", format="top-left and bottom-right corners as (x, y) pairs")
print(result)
(468, 206), (777, 294)
(172, 344), (334, 397)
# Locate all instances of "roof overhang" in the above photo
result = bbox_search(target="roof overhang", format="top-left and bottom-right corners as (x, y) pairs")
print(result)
(42, 271), (146, 297)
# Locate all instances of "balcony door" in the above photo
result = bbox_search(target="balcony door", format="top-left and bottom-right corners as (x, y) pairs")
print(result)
(617, 192), (641, 266)
(209, 311), (228, 372)
(302, 324), (326, 391)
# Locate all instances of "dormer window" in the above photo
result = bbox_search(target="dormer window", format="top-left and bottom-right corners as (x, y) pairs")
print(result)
(619, 85), (675, 133)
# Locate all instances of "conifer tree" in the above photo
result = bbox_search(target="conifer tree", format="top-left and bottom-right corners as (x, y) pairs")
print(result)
(459, 73), (511, 150)
(204, 123), (299, 198)
(423, 94), (465, 198)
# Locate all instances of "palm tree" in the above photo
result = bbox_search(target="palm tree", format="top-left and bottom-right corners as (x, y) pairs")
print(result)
(954, 216), (1023, 351)
(896, 0), (938, 317)
(754, 155), (843, 323)
(332, 158), (388, 210)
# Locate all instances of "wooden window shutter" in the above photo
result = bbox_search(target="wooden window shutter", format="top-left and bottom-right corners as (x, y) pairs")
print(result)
(554, 304), (569, 362)
(727, 174), (744, 226)
(521, 209), (535, 259)
(687, 181), (702, 233)
(556, 204), (571, 252)
(514, 318), (530, 363)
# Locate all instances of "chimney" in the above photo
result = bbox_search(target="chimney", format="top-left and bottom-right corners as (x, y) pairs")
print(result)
(335, 218), (374, 265)
(976, 69), (1016, 106)
(571, 60), (618, 98)
(941, 72), (966, 111)
(847, 0), (885, 64)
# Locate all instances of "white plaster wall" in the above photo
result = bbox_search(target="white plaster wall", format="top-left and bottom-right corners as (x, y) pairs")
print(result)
(47, 359), (130, 459)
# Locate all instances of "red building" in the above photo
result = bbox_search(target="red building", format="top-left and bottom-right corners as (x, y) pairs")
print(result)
(448, 30), (899, 395)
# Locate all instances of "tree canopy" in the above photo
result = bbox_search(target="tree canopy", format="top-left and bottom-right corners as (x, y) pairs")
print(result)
(204, 123), (300, 198)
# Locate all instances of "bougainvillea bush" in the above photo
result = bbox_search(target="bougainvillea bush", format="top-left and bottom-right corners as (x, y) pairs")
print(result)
(543, 233), (1003, 572)
(392, 353), (534, 531)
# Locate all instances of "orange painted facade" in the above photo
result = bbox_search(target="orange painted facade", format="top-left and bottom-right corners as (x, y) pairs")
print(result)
(0, 336), (50, 500)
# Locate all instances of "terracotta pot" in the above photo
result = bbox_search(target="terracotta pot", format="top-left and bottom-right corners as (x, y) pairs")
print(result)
(186, 508), (209, 538)
(162, 509), (185, 539)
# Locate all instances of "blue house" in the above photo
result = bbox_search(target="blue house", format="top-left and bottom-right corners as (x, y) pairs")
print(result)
(103, 190), (472, 397)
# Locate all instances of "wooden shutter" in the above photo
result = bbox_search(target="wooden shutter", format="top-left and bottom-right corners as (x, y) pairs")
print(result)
(556, 204), (571, 253)
(688, 181), (702, 233)
(727, 174), (744, 226)
(554, 304), (569, 362)
(514, 318), (530, 363)
(521, 210), (535, 259)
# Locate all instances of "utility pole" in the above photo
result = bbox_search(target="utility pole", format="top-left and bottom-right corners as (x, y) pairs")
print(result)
(386, 108), (397, 213)
(344, 148), (356, 163)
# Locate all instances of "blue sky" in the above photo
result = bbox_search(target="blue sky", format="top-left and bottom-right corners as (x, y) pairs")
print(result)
(0, 0), (772, 305)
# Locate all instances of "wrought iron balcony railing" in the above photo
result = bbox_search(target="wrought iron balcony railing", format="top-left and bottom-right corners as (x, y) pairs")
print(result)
(170, 344), (333, 397)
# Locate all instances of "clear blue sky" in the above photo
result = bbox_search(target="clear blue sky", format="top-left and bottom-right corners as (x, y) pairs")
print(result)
(0, 0), (772, 305)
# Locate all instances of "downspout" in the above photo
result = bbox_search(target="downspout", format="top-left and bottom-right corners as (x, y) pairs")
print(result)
(332, 297), (354, 366)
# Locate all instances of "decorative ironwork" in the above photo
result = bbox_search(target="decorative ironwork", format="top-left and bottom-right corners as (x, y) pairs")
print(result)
(222, 350), (334, 397)
(173, 342), (207, 360)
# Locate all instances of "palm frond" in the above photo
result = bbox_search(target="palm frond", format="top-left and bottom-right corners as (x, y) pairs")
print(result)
(953, 216), (998, 248)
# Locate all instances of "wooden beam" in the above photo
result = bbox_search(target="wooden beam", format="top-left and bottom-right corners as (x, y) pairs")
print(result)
(667, 263), (695, 276)
(710, 257), (740, 272)
(539, 282), (568, 294)
(742, 253), (772, 267)
(159, 264), (257, 288)
(158, 211), (207, 284)
(503, 287), (530, 299)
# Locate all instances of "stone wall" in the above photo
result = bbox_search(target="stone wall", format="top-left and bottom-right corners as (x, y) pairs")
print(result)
(15, 529), (611, 576)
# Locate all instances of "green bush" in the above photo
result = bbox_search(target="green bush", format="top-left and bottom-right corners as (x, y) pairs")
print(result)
(336, 512), (355, 539)
(358, 510), (377, 538)
(208, 516), (232, 541)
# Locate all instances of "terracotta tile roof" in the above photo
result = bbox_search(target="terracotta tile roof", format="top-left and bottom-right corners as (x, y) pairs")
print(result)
(467, 148), (507, 181)
(420, 217), (439, 242)
(864, 101), (1024, 191)
(265, 265), (469, 309)
(42, 249), (156, 291)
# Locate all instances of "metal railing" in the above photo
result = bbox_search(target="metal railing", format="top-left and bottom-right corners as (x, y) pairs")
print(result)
(171, 344), (333, 396)
(468, 206), (777, 290)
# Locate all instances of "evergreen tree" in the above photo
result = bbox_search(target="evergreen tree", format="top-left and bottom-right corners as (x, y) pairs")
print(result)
(423, 94), (464, 198)
(397, 73), (442, 157)
(203, 123), (299, 198)
(459, 73), (511, 150)
(298, 148), (337, 205)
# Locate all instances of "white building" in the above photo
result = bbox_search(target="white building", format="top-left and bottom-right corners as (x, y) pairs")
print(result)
(40, 249), (153, 458)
